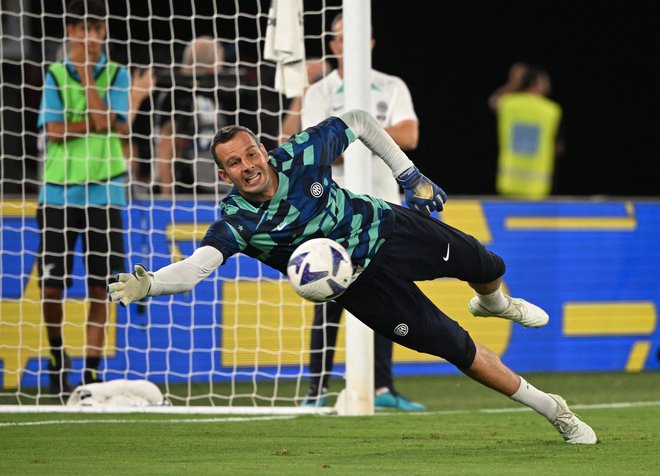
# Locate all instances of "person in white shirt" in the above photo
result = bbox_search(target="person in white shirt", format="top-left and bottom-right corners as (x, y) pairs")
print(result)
(299, 13), (424, 411)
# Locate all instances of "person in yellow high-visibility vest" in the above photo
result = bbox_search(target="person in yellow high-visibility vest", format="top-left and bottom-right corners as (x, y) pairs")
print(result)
(490, 64), (563, 199)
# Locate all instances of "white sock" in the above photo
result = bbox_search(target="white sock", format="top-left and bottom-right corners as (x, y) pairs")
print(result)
(510, 377), (560, 421)
(476, 288), (509, 313)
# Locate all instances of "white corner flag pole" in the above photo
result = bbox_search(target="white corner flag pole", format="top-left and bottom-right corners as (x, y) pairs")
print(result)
(338, 0), (374, 416)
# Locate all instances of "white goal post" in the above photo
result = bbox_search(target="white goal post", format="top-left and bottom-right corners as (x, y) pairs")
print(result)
(339, 0), (375, 416)
(0, 0), (380, 414)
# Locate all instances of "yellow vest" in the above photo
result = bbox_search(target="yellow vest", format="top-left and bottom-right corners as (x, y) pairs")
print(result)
(496, 92), (562, 198)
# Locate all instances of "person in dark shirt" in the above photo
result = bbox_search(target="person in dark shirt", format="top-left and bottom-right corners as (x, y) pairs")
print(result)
(155, 36), (233, 196)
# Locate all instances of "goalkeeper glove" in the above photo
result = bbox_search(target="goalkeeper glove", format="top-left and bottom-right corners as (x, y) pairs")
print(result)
(396, 166), (447, 216)
(108, 264), (152, 307)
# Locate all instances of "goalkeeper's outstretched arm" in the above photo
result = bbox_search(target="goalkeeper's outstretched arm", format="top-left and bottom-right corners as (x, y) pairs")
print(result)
(108, 246), (224, 307)
(339, 109), (447, 216)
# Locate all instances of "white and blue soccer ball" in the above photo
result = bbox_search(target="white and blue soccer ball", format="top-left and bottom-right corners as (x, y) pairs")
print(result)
(286, 238), (353, 303)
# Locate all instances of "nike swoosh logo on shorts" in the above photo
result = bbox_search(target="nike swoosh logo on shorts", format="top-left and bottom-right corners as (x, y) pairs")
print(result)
(443, 243), (450, 261)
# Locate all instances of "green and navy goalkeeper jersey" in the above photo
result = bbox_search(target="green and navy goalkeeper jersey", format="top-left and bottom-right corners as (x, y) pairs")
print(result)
(201, 116), (395, 275)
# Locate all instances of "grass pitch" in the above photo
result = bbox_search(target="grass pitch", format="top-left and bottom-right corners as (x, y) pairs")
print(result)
(1, 371), (658, 475)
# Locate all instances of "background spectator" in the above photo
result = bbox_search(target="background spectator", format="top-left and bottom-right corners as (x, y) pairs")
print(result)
(122, 67), (156, 198)
(154, 36), (229, 196)
(490, 63), (563, 198)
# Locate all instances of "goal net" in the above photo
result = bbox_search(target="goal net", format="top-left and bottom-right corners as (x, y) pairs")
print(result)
(5, 0), (649, 414)
(0, 0), (359, 412)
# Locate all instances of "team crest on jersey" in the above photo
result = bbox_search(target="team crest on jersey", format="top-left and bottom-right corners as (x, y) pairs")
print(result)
(394, 323), (408, 336)
(310, 182), (324, 198)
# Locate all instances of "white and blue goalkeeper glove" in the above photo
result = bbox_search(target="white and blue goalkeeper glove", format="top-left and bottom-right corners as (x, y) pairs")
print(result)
(396, 166), (447, 216)
(108, 264), (152, 307)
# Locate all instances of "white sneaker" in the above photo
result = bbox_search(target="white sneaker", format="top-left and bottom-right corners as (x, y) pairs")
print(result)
(548, 394), (597, 444)
(468, 296), (549, 328)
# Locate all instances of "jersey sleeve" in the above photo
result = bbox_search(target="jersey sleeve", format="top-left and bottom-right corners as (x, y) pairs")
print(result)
(148, 246), (224, 296)
(339, 109), (414, 178)
(304, 115), (353, 167)
(272, 114), (353, 169)
(200, 217), (244, 263)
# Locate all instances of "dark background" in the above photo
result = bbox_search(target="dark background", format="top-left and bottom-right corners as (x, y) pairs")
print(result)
(5, 0), (660, 197)
(370, 1), (660, 196)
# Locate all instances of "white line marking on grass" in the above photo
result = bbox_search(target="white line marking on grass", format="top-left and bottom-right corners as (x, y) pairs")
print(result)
(480, 400), (660, 414)
(368, 400), (660, 417)
(0, 415), (296, 428)
(2, 401), (658, 427)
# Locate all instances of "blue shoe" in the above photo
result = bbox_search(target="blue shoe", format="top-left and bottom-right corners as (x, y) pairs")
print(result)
(374, 391), (426, 411)
(300, 387), (328, 407)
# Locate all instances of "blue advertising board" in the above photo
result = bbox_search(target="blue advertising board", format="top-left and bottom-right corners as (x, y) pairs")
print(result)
(1, 199), (658, 389)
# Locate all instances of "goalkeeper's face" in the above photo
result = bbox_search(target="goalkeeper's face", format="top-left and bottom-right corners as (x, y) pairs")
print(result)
(214, 132), (278, 202)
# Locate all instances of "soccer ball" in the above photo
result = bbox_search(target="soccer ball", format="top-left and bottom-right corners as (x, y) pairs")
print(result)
(286, 238), (353, 303)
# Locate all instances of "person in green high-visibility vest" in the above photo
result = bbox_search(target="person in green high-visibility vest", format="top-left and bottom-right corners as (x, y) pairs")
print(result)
(490, 63), (564, 199)
(36, 0), (132, 397)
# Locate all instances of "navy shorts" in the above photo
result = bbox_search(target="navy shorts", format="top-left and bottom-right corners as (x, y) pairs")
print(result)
(336, 204), (506, 369)
(36, 205), (126, 289)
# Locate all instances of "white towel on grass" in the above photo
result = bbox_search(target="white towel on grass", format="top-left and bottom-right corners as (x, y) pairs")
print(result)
(66, 379), (169, 407)
(264, 0), (307, 98)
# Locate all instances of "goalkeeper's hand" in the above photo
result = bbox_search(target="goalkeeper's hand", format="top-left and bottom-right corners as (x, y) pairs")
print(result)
(396, 166), (447, 216)
(107, 264), (152, 307)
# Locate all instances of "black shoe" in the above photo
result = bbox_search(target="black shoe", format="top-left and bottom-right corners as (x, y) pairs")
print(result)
(81, 369), (103, 385)
(47, 354), (72, 395)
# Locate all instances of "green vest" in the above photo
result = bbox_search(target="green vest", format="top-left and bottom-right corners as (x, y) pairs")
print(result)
(44, 61), (126, 184)
(496, 92), (562, 198)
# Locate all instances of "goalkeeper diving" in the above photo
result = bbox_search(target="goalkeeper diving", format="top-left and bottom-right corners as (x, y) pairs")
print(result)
(108, 109), (597, 444)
